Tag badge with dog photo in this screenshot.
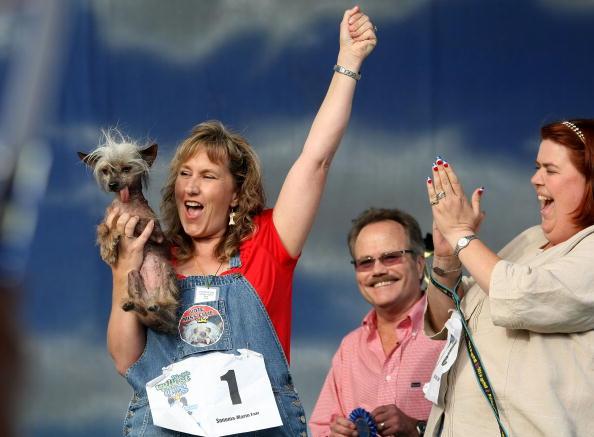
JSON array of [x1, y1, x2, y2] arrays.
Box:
[[179, 305, 225, 347]]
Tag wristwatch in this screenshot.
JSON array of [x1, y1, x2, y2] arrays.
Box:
[[453, 235, 477, 257], [416, 420, 427, 436]]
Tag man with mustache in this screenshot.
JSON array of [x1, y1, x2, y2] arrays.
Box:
[[310, 208, 444, 437]]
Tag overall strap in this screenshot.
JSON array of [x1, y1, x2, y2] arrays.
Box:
[[229, 252, 241, 269]]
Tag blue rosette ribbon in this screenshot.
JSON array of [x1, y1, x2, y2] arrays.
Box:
[[348, 407, 377, 437]]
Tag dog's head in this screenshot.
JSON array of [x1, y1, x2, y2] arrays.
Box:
[[78, 130, 158, 202]]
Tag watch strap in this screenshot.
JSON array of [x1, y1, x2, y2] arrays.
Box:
[[453, 235, 478, 257]]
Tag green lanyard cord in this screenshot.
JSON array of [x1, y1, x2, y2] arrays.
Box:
[[430, 274, 510, 437]]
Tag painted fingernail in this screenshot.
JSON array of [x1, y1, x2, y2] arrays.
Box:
[[478, 186, 485, 194], [436, 156, 443, 165], [426, 177, 432, 184], [443, 161, 449, 168], [433, 164, 438, 171]]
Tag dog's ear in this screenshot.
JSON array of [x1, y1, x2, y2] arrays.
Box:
[[141, 144, 158, 167], [78, 151, 99, 168]]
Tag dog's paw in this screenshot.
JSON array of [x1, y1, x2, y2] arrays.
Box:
[[98, 228, 120, 265], [100, 246, 118, 265], [103, 248, 118, 265], [121, 301, 135, 312]]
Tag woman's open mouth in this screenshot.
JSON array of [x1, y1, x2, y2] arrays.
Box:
[[538, 195, 553, 214], [184, 201, 204, 218]]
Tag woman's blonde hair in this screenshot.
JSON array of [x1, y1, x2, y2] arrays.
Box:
[[161, 121, 265, 262]]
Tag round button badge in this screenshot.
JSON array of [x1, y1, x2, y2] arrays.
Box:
[[178, 304, 224, 347]]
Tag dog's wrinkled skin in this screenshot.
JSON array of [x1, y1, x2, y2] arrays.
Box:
[[79, 134, 179, 334]]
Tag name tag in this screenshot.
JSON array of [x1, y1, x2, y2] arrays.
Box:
[[423, 310, 463, 405], [146, 349, 282, 436], [194, 286, 219, 303]]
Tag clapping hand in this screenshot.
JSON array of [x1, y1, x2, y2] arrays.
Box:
[[426, 157, 485, 249]]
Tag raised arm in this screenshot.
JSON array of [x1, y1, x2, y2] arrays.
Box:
[[273, 5, 377, 257], [105, 207, 151, 375]]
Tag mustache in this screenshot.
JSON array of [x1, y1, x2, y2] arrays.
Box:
[[368, 274, 399, 287]]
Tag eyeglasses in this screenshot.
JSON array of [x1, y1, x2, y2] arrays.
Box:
[[351, 250, 415, 272]]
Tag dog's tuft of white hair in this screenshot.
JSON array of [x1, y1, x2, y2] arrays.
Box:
[[87, 128, 152, 186]]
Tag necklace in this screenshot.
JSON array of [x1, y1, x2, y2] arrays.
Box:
[[202, 260, 225, 289]]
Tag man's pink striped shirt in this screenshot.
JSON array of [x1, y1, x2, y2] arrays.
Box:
[[309, 296, 444, 436]]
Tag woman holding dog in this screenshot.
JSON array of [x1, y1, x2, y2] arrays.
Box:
[[425, 119, 594, 436], [106, 6, 376, 437]]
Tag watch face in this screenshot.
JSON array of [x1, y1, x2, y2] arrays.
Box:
[[454, 235, 475, 256]]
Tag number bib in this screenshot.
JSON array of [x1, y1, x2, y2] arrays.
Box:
[[146, 349, 282, 436]]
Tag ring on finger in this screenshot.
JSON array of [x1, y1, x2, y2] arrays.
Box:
[[125, 234, 135, 239], [436, 191, 446, 200], [380, 422, 385, 429], [430, 198, 439, 206]]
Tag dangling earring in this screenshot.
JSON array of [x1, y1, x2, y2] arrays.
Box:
[[229, 209, 236, 226]]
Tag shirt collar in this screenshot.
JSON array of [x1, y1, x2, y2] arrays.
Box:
[[362, 293, 427, 332]]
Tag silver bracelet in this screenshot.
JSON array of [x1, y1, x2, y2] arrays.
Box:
[[333, 64, 361, 81]]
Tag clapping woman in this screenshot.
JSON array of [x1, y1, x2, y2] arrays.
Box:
[[425, 119, 594, 436]]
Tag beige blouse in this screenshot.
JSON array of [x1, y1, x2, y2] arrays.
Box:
[[425, 224, 594, 437]]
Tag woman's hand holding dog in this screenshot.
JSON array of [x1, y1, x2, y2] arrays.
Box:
[[106, 206, 153, 374], [106, 206, 154, 275]]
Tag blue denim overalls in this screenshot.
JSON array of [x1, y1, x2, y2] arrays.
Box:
[[122, 254, 308, 436]]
